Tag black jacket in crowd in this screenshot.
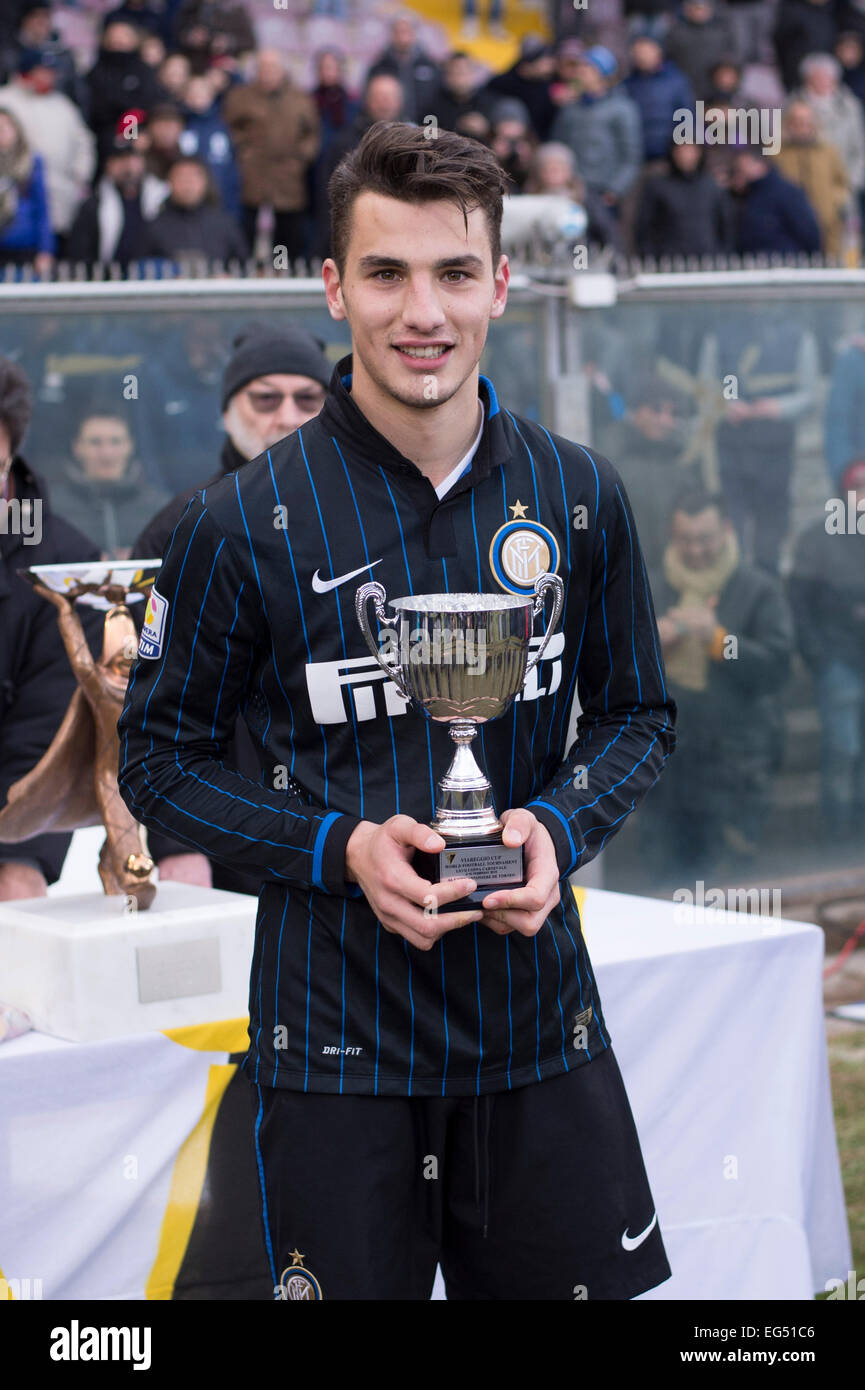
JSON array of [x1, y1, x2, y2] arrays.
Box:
[[636, 160, 736, 260], [130, 435, 265, 897], [142, 200, 249, 264], [0, 457, 103, 883]]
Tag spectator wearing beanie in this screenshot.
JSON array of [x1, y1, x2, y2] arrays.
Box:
[[550, 46, 644, 213], [129, 322, 332, 894]]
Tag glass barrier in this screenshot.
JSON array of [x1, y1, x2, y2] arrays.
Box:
[[573, 280, 865, 896]]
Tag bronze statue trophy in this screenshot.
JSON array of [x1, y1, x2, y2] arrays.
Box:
[[0, 562, 161, 909]]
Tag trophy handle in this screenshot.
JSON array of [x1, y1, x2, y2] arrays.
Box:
[[524, 571, 565, 680], [355, 581, 411, 702]]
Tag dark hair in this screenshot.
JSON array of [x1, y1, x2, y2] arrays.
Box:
[[0, 356, 32, 455], [74, 409, 130, 438], [674, 486, 728, 519], [328, 121, 509, 277]]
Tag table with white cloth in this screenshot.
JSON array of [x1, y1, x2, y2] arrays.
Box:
[[0, 884, 852, 1300]]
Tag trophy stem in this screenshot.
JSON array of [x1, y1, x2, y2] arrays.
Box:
[[433, 720, 502, 840]]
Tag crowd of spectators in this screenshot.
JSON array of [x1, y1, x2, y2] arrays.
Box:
[[2, 0, 865, 271]]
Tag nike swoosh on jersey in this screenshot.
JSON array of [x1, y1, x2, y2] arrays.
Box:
[[311, 559, 383, 593], [621, 1211, 658, 1251]]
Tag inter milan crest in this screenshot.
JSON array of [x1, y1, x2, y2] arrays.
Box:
[[277, 1249, 323, 1300], [489, 501, 561, 596]]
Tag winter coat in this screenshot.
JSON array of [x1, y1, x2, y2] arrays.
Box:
[[774, 0, 839, 91], [623, 60, 695, 161], [48, 459, 169, 557], [65, 174, 167, 265], [0, 152, 54, 256], [0, 82, 95, 233], [179, 103, 241, 217], [0, 456, 103, 883], [664, 11, 741, 98], [550, 88, 644, 197], [222, 78, 320, 211], [636, 162, 736, 258], [142, 198, 249, 263], [775, 140, 849, 256], [733, 165, 821, 255]]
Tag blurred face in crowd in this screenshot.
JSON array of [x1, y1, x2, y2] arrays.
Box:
[[534, 147, 576, 191], [670, 505, 731, 571], [683, 0, 714, 23], [185, 75, 215, 114], [731, 151, 767, 188], [670, 140, 702, 174], [322, 191, 508, 416], [390, 18, 416, 55], [23, 62, 57, 95], [803, 62, 837, 95], [223, 374, 327, 458], [785, 101, 818, 144], [150, 114, 183, 152], [102, 22, 139, 53], [456, 110, 490, 141], [492, 119, 532, 163], [19, 7, 52, 45], [140, 35, 166, 68], [159, 54, 190, 97], [631, 38, 663, 73], [73, 416, 134, 480], [316, 51, 343, 87], [364, 74, 403, 122], [445, 55, 475, 99], [0, 112, 19, 153], [710, 61, 740, 93], [106, 150, 145, 194], [836, 34, 864, 69], [575, 59, 605, 95], [256, 50, 286, 93], [168, 160, 209, 208], [518, 52, 556, 80]]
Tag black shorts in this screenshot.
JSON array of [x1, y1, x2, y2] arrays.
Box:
[[252, 1046, 671, 1301]]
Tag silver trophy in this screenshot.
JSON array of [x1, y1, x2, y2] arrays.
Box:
[[355, 573, 564, 906]]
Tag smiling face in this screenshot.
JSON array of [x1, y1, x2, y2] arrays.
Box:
[[322, 191, 508, 416]]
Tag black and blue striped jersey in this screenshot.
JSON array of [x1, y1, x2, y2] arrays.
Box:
[[117, 353, 676, 1097]]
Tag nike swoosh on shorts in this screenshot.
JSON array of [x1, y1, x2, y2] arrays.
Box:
[[621, 1211, 658, 1251]]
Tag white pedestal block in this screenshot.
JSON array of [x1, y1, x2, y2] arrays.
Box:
[[0, 883, 257, 1041]]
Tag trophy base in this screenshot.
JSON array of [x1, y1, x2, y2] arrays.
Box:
[[415, 835, 525, 912]]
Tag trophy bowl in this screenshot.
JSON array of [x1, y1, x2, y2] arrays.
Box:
[[356, 573, 564, 908]]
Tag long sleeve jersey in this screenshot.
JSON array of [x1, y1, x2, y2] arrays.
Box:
[[117, 354, 677, 1097]]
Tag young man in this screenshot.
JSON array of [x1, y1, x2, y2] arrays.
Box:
[[117, 123, 677, 1301]]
